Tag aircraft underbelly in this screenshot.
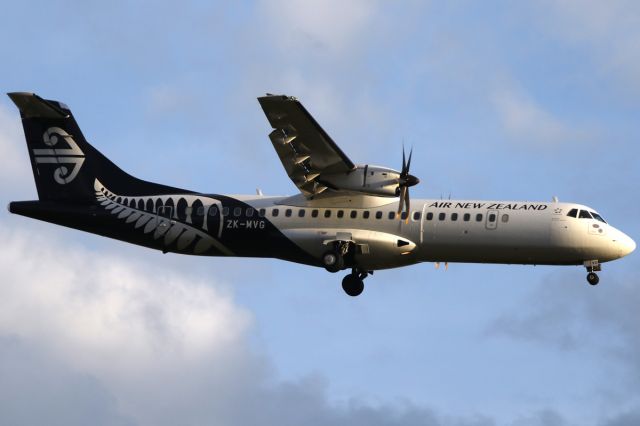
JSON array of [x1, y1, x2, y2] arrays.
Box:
[[419, 215, 582, 265]]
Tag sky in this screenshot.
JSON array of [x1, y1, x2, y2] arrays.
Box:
[[0, 1, 639, 425]]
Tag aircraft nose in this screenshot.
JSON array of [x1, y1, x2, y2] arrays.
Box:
[[618, 232, 636, 257]]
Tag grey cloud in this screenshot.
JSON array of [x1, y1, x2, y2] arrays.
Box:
[[0, 336, 134, 426], [601, 408, 640, 426], [485, 269, 640, 421], [485, 269, 640, 370], [509, 409, 568, 426], [0, 222, 546, 426]]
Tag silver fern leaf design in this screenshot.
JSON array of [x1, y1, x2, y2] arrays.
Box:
[[94, 179, 233, 256]]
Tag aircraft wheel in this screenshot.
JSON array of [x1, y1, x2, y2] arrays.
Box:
[[342, 274, 364, 297], [587, 272, 599, 286], [322, 250, 344, 273]]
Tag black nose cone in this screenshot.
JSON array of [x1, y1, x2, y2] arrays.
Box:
[[406, 174, 420, 187]]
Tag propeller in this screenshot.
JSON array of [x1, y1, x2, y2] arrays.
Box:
[[396, 147, 420, 220]]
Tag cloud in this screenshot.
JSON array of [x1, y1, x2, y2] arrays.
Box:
[[485, 270, 640, 421], [602, 408, 640, 426], [0, 102, 33, 197], [0, 224, 254, 425], [537, 0, 640, 93], [0, 336, 134, 426], [258, 0, 378, 56], [0, 222, 507, 426], [490, 87, 585, 146]]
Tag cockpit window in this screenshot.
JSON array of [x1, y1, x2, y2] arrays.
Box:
[[567, 208, 577, 218], [579, 210, 593, 219], [590, 212, 607, 223]]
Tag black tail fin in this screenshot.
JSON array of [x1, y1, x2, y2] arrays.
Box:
[[8, 92, 187, 201]]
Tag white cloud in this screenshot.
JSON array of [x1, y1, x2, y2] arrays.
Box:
[[0, 222, 530, 426], [259, 0, 377, 55], [0, 224, 254, 424], [491, 87, 583, 145], [0, 103, 33, 197], [538, 0, 640, 92]]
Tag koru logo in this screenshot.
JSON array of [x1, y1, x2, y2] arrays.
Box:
[[32, 127, 85, 184]]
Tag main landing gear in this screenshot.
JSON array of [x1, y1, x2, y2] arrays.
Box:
[[584, 260, 601, 286], [321, 242, 370, 296], [341, 269, 369, 297]]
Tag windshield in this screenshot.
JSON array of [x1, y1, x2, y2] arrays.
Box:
[[590, 211, 607, 223]]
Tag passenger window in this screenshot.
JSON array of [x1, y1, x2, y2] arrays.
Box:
[[476, 213, 482, 222], [350, 210, 357, 219], [197, 206, 205, 216], [233, 207, 242, 217], [567, 208, 577, 218], [209, 206, 218, 216], [388, 212, 396, 220], [400, 212, 408, 220], [298, 209, 305, 218], [488, 213, 496, 222], [451, 213, 458, 221], [438, 212, 446, 221], [222, 207, 229, 216], [311, 209, 319, 218], [501, 214, 509, 223], [272, 208, 279, 217], [579, 210, 593, 219], [463, 213, 470, 222], [363, 211, 370, 219], [337, 210, 344, 218], [258, 208, 266, 217], [285, 209, 292, 217], [324, 210, 331, 218], [426, 212, 433, 221], [413, 212, 421, 221], [246, 208, 254, 217], [375, 211, 383, 219]]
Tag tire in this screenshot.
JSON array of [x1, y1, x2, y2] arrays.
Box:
[[342, 274, 364, 297], [586, 272, 599, 286], [323, 250, 344, 273]]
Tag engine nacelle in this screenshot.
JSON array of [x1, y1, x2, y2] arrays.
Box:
[[320, 165, 401, 197]]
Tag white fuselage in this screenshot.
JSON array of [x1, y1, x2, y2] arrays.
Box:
[[239, 196, 635, 271]]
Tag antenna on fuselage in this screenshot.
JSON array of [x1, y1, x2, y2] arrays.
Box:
[[552, 196, 559, 203]]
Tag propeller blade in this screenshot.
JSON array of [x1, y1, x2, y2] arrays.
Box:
[[401, 146, 407, 176], [406, 147, 413, 173], [363, 164, 368, 187], [404, 187, 410, 223], [397, 186, 406, 216]]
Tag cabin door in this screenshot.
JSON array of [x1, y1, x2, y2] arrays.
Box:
[[420, 203, 428, 244], [485, 210, 498, 230]]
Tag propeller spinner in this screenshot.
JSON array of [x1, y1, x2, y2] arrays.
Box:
[[396, 147, 420, 220]]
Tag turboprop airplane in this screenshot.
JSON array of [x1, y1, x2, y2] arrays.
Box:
[[6, 92, 635, 296]]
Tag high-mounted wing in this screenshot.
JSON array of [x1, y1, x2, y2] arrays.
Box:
[[258, 94, 356, 196]]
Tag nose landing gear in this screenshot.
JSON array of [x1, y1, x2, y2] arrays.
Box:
[[584, 260, 601, 286]]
